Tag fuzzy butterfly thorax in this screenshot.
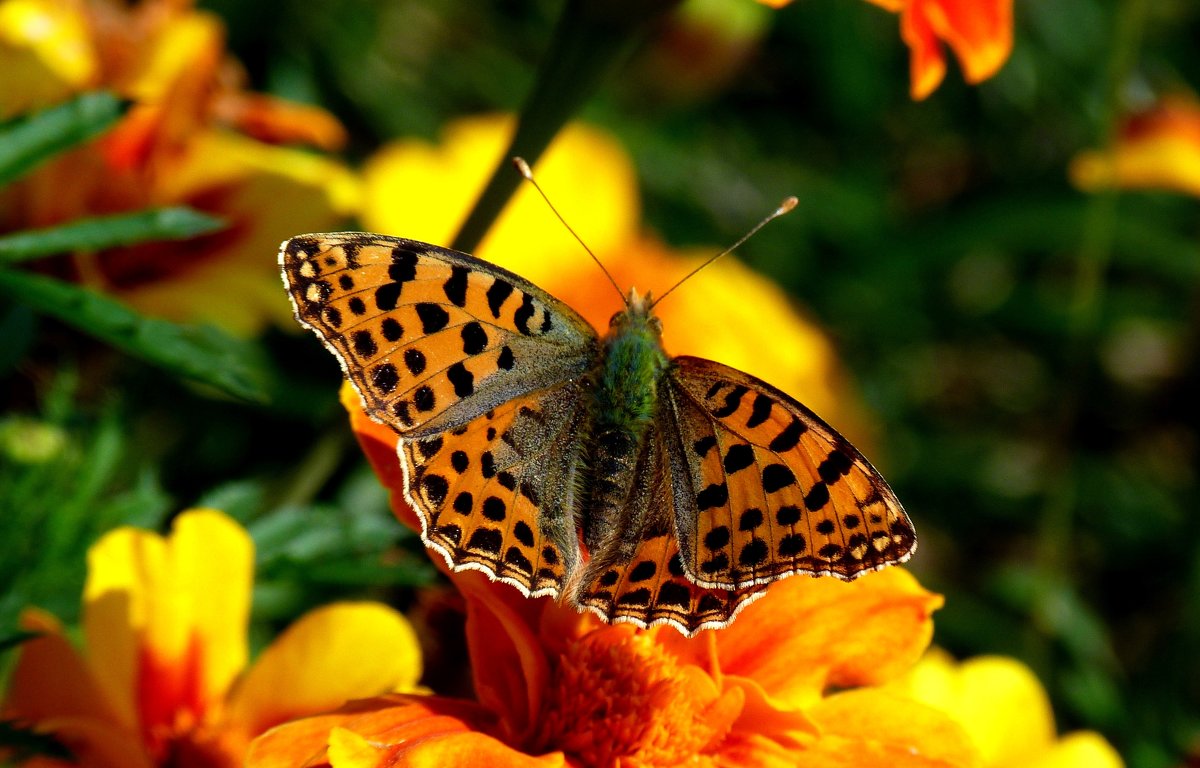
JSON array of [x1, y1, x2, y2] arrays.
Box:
[[282, 233, 917, 635]]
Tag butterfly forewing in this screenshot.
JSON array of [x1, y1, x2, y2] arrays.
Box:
[[665, 356, 916, 589], [281, 233, 598, 438]]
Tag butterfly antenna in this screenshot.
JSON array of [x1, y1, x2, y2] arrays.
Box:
[[513, 157, 627, 306], [650, 196, 798, 309]]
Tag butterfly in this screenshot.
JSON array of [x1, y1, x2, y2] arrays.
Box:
[[281, 232, 916, 635]]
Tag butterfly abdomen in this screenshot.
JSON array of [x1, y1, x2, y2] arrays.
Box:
[[577, 305, 670, 566]]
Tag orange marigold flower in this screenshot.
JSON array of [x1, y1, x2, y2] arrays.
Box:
[[0, 0, 357, 334], [760, 0, 1013, 99], [1070, 96, 1200, 198], [249, 566, 971, 767], [892, 649, 1125, 768], [1, 509, 422, 768]]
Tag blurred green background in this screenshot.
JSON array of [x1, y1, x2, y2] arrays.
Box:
[[3, 1, 1199, 766]]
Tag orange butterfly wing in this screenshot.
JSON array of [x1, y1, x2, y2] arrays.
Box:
[[664, 356, 916, 589]]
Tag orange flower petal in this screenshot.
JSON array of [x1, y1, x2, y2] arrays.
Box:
[[391, 731, 566, 768], [83, 508, 253, 731], [901, 1, 948, 100], [17, 715, 155, 768], [3, 609, 124, 727], [803, 688, 980, 768], [341, 381, 422, 531], [246, 696, 496, 768], [224, 602, 423, 741], [458, 572, 551, 745], [881, 0, 1013, 100], [214, 92, 348, 151], [710, 569, 941, 708]]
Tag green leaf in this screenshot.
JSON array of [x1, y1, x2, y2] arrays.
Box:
[[0, 208, 225, 264], [0, 269, 269, 403], [0, 92, 128, 186]]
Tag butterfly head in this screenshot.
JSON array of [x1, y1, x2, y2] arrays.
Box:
[[609, 287, 663, 336]]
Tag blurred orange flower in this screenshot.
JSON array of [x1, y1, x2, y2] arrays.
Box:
[[1, 509, 422, 768], [760, 0, 1013, 99], [893, 650, 1125, 768], [1070, 96, 1200, 198], [0, 0, 357, 334]]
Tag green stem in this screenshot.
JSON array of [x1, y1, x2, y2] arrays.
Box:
[[451, 0, 683, 254]]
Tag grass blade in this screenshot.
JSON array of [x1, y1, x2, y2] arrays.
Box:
[[0, 269, 269, 403], [0, 208, 225, 264], [0, 92, 127, 186]]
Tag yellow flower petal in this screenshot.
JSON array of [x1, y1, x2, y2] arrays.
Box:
[[805, 688, 981, 768], [1023, 731, 1125, 768], [895, 650, 1055, 767], [125, 10, 222, 103], [224, 602, 424, 739], [1070, 98, 1200, 198], [327, 726, 391, 768], [361, 114, 639, 289], [83, 508, 253, 729], [0, 0, 97, 118]]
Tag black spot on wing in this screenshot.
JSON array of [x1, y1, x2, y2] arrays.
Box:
[[486, 279, 513, 319], [443, 266, 469, 307], [416, 303, 450, 334], [513, 293, 536, 335], [712, 385, 748, 418]]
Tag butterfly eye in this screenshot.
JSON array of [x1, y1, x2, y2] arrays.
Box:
[[608, 311, 624, 327], [650, 316, 663, 334]]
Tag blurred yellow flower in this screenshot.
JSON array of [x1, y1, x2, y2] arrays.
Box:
[[362, 112, 872, 446], [1, 509, 422, 768], [0, 0, 357, 334], [893, 649, 1125, 768], [1070, 96, 1200, 198], [0, 0, 95, 117], [759, 0, 1013, 99]]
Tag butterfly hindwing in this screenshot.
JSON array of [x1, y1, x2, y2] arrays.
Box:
[[577, 427, 767, 633], [665, 356, 916, 589], [282, 233, 598, 438], [400, 380, 590, 597]]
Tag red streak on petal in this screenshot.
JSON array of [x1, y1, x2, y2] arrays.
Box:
[[137, 632, 208, 760]]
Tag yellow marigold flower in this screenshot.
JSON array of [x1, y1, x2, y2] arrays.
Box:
[[1, 509, 422, 768], [361, 112, 872, 444], [0, 0, 356, 335], [1070, 96, 1200, 198], [760, 0, 1013, 99], [893, 649, 1125, 768]]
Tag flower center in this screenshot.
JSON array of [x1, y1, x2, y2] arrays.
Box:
[[533, 629, 731, 768]]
